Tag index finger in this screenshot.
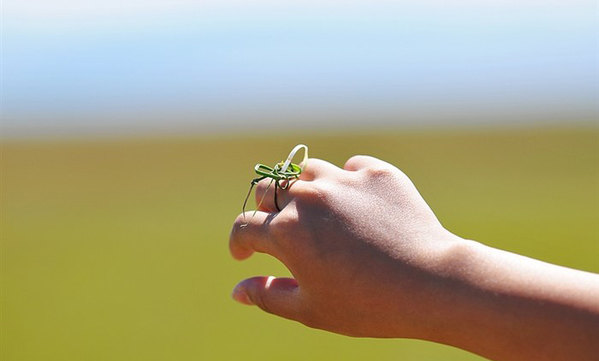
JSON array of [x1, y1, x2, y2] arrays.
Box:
[[229, 210, 280, 260]]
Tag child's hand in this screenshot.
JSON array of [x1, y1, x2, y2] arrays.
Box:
[[229, 155, 599, 361], [229, 156, 460, 337]]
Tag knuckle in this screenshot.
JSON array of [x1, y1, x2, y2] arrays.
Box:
[[228, 215, 245, 252], [364, 165, 395, 180], [295, 182, 321, 199], [295, 182, 330, 204], [230, 213, 258, 249], [233, 212, 246, 225], [231, 214, 246, 235], [344, 155, 369, 169]]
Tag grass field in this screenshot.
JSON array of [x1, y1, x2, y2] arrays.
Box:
[[2, 126, 598, 360]]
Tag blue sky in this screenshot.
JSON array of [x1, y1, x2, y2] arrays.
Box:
[[2, 1, 598, 135]]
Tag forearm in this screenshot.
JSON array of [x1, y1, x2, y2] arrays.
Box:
[[230, 155, 599, 361], [428, 239, 599, 361]]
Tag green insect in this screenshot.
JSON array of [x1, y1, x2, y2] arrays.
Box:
[[242, 144, 308, 222]]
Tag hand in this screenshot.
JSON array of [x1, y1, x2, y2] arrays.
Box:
[[229, 155, 599, 361], [229, 155, 461, 338]]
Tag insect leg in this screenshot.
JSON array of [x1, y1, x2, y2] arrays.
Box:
[[254, 178, 274, 214], [274, 180, 281, 212], [242, 176, 266, 221]]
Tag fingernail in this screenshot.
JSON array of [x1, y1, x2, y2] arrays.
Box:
[[232, 284, 254, 305]]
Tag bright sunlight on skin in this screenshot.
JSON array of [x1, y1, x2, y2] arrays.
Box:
[[230, 146, 599, 361]]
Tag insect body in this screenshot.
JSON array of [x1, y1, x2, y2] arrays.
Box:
[[242, 144, 308, 223]]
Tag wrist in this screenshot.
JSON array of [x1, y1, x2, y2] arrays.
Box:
[[401, 237, 501, 356], [382, 234, 478, 341], [404, 236, 482, 340]]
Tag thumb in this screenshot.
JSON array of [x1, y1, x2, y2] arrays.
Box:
[[232, 276, 302, 321]]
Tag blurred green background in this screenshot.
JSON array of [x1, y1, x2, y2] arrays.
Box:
[[2, 1, 598, 359], [2, 126, 598, 360]]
